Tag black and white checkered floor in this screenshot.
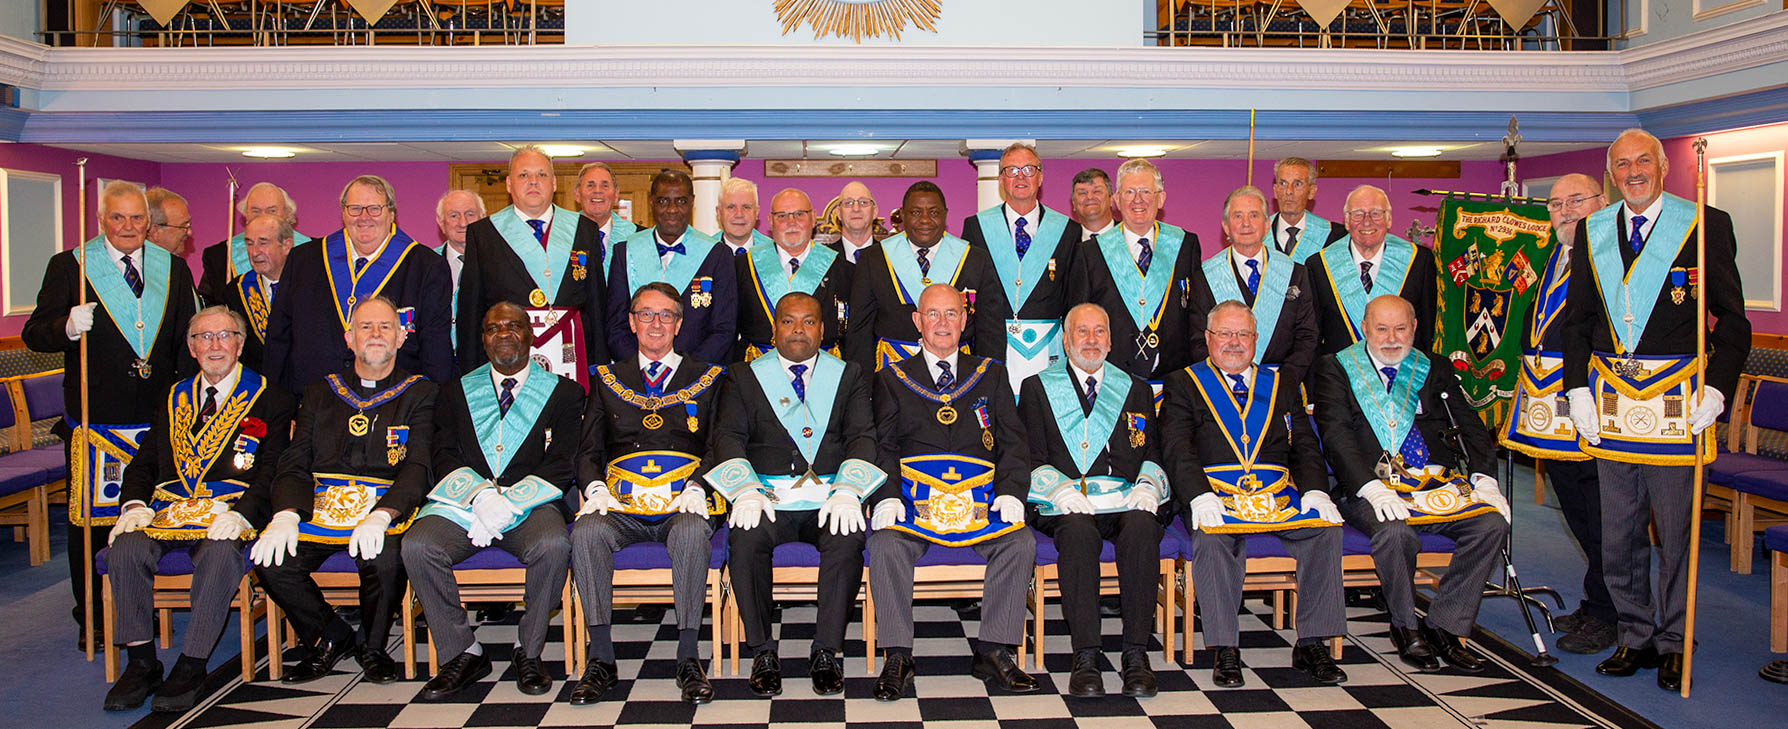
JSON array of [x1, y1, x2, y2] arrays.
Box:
[[141, 600, 1654, 729]]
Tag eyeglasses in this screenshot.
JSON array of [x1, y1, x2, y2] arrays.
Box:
[[188, 331, 243, 344], [920, 309, 962, 322], [154, 222, 193, 232], [1346, 209, 1389, 222], [1547, 194, 1600, 211], [1207, 329, 1257, 340], [631, 309, 681, 324], [1118, 188, 1159, 200], [1001, 164, 1041, 178], [769, 210, 813, 222], [839, 198, 874, 210], [344, 204, 389, 217], [481, 321, 529, 335]]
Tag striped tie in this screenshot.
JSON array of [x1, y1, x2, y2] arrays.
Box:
[[122, 255, 144, 297], [498, 377, 516, 416], [643, 361, 668, 397]]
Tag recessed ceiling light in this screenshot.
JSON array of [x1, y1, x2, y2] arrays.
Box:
[[1116, 146, 1168, 158], [241, 147, 297, 159], [1390, 146, 1445, 158], [538, 145, 586, 158], [828, 144, 881, 157]]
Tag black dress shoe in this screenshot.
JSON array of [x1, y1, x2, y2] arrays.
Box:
[[151, 656, 209, 713], [1421, 625, 1486, 673], [282, 636, 358, 684], [971, 646, 1039, 693], [1596, 646, 1662, 677], [1210, 646, 1245, 688], [567, 660, 618, 705], [1760, 659, 1788, 684], [874, 652, 915, 701], [809, 648, 844, 696], [1120, 648, 1157, 698], [104, 657, 163, 711], [422, 651, 492, 700], [1657, 652, 1684, 691], [675, 657, 713, 704], [514, 655, 553, 695], [748, 650, 783, 697], [1388, 626, 1440, 671], [1292, 643, 1348, 685], [357, 645, 399, 684], [1556, 615, 1617, 655], [1068, 647, 1104, 697]]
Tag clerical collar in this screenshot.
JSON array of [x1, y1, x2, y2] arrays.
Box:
[[351, 367, 407, 392], [513, 205, 553, 228], [490, 363, 530, 391]]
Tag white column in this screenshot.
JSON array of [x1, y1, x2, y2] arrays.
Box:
[[674, 140, 747, 237], [962, 138, 1034, 212]]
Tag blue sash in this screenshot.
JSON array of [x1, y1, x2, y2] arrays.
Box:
[[323, 227, 421, 330], [880, 233, 970, 306], [236, 270, 271, 343], [888, 454, 1021, 547], [623, 227, 719, 296], [1037, 360, 1129, 476], [875, 339, 924, 371], [1280, 213, 1330, 264], [1201, 247, 1294, 362], [1183, 361, 1328, 533], [1527, 234, 1571, 350], [749, 350, 845, 466], [460, 363, 556, 478], [1335, 342, 1428, 458], [490, 206, 579, 304], [300, 473, 414, 543], [68, 422, 149, 526], [1584, 194, 1696, 354], [227, 230, 313, 280], [978, 205, 1069, 310], [83, 236, 171, 359], [1094, 223, 1185, 331], [1318, 235, 1417, 343], [746, 241, 838, 322], [600, 218, 638, 281]]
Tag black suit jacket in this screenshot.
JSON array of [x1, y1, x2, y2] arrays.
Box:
[[269, 368, 439, 522], [1306, 240, 1439, 357], [433, 368, 585, 520], [22, 248, 199, 429], [199, 234, 312, 306], [1159, 365, 1325, 506], [844, 240, 1008, 370], [870, 354, 1027, 505], [578, 355, 726, 488], [1185, 253, 1320, 386], [1562, 204, 1750, 401], [1067, 228, 1205, 380], [604, 230, 738, 365], [709, 354, 878, 482], [1018, 367, 1162, 512], [960, 205, 1084, 321], [263, 232, 456, 394], [123, 373, 298, 527], [731, 247, 852, 361], [454, 211, 609, 371], [1310, 350, 1493, 499]]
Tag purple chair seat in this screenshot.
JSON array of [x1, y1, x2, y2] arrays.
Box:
[[1765, 525, 1788, 554], [317, 550, 359, 572], [95, 542, 253, 576], [613, 526, 728, 571], [1730, 470, 1788, 503], [1032, 526, 1179, 565], [771, 541, 836, 568], [0, 465, 44, 498], [9, 446, 67, 480], [1705, 452, 1788, 486], [913, 540, 997, 567], [453, 547, 525, 570]]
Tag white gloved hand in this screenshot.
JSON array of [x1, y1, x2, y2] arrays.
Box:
[[993, 495, 1026, 525], [817, 491, 866, 536], [578, 481, 617, 517], [1188, 492, 1226, 531], [250, 511, 302, 567], [1124, 482, 1162, 513], [1302, 490, 1344, 525], [1471, 474, 1512, 523], [727, 491, 775, 530], [674, 484, 709, 515], [206, 510, 251, 541], [347, 510, 393, 559], [1050, 487, 1096, 516], [1688, 387, 1725, 435], [1566, 387, 1601, 445], [870, 499, 906, 531], [466, 518, 496, 548], [1356, 480, 1412, 523], [109, 503, 154, 545], [470, 487, 519, 534], [65, 302, 97, 340]]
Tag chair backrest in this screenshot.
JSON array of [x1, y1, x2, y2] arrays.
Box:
[[1749, 380, 1788, 432], [0, 380, 17, 431], [20, 371, 64, 423]]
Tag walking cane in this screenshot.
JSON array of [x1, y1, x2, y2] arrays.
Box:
[[1681, 137, 1710, 698], [75, 158, 94, 662]]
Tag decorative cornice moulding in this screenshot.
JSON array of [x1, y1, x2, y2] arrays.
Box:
[[1620, 9, 1788, 91]]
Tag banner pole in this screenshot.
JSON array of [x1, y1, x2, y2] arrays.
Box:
[[1682, 136, 1710, 698], [76, 157, 94, 663], [1246, 109, 1256, 188]]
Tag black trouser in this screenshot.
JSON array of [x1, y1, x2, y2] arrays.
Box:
[[255, 536, 406, 649], [1545, 458, 1616, 623], [728, 508, 865, 654], [1034, 511, 1163, 651], [68, 522, 111, 624]]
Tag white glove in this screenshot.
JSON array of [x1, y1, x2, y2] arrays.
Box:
[[1471, 474, 1512, 523], [467, 518, 496, 548], [250, 511, 302, 567], [727, 490, 775, 530], [1688, 387, 1725, 435], [578, 481, 617, 517], [65, 302, 97, 340], [1124, 482, 1162, 513], [347, 510, 393, 559], [470, 487, 519, 534], [1189, 492, 1226, 531], [1050, 487, 1096, 516], [870, 499, 906, 531], [1356, 480, 1412, 523], [1566, 387, 1600, 445], [993, 494, 1026, 525], [206, 510, 251, 541], [817, 491, 866, 536], [674, 484, 709, 516], [109, 503, 154, 545], [1302, 490, 1344, 525]]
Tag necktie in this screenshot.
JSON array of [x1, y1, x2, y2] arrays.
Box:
[[643, 361, 667, 397], [1628, 214, 1647, 255], [1084, 374, 1098, 403], [192, 386, 218, 435], [354, 257, 369, 276], [1381, 366, 1397, 392], [526, 218, 546, 245], [657, 240, 685, 258], [1136, 237, 1153, 275], [1359, 261, 1374, 293], [1014, 217, 1031, 260], [1228, 373, 1247, 395], [789, 256, 801, 277], [1243, 259, 1261, 296], [122, 255, 144, 297], [936, 360, 954, 389], [269, 281, 279, 300], [595, 230, 606, 265], [1285, 226, 1300, 253], [498, 377, 517, 416], [915, 246, 931, 278], [789, 364, 808, 402]]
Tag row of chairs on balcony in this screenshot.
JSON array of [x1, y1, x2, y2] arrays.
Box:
[[91, 0, 565, 47], [1161, 0, 1592, 50]]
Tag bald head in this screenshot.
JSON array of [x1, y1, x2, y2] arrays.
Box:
[[913, 283, 967, 359], [1547, 173, 1606, 233], [770, 188, 816, 252], [1362, 295, 1417, 365], [837, 181, 877, 242]]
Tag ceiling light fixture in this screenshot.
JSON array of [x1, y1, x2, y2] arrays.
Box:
[[828, 144, 881, 157], [537, 144, 586, 158], [1116, 146, 1168, 158], [240, 147, 297, 159], [1390, 146, 1445, 158]]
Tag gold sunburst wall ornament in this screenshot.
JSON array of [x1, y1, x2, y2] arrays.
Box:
[[775, 0, 942, 43]]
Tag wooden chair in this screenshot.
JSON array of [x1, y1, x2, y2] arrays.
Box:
[[98, 545, 263, 682], [862, 541, 1023, 674], [401, 545, 577, 679], [1767, 525, 1787, 653], [0, 373, 69, 566], [722, 538, 873, 675], [575, 526, 729, 677], [1028, 526, 1181, 671]]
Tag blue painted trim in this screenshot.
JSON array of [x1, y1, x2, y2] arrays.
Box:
[[0, 107, 26, 142], [966, 148, 1004, 162], [1637, 83, 1788, 140], [679, 149, 741, 163]]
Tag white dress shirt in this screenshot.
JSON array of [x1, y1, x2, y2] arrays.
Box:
[[776, 242, 814, 276], [1122, 224, 1157, 265], [1005, 203, 1041, 245], [776, 352, 820, 391], [637, 351, 683, 386], [1081, 220, 1114, 242], [839, 234, 875, 264], [1272, 213, 1307, 254], [655, 229, 689, 269], [1350, 239, 1387, 289], [920, 348, 960, 387], [1622, 195, 1664, 243]]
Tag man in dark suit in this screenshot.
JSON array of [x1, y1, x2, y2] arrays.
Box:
[[199, 182, 312, 305], [1069, 158, 1204, 393], [23, 179, 199, 649], [717, 177, 772, 256], [606, 170, 737, 364], [220, 214, 294, 372], [1313, 295, 1512, 674], [401, 301, 580, 700], [831, 181, 880, 264], [571, 282, 727, 706], [1267, 157, 1340, 264], [734, 188, 851, 363], [263, 174, 455, 393], [1186, 186, 1319, 386], [104, 306, 296, 713], [962, 143, 1083, 393], [1306, 185, 1438, 357], [1070, 168, 1115, 242], [573, 162, 638, 282], [1163, 300, 1346, 689], [846, 182, 1007, 372], [251, 296, 438, 686], [867, 283, 1036, 701], [1561, 129, 1751, 690], [433, 188, 485, 356], [707, 291, 885, 699], [1018, 303, 1164, 698]]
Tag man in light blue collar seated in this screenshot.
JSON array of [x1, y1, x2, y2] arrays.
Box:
[[707, 291, 885, 699], [1306, 185, 1438, 358], [867, 283, 1036, 701], [606, 170, 738, 365], [401, 301, 581, 700], [1312, 295, 1511, 675], [717, 177, 772, 256], [1268, 157, 1342, 264], [1187, 185, 1319, 386], [1018, 302, 1166, 698], [1162, 300, 1346, 689]]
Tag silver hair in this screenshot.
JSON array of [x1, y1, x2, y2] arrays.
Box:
[[97, 179, 148, 219], [1606, 128, 1668, 175], [1114, 158, 1164, 192], [1222, 185, 1269, 221], [1344, 184, 1390, 213], [145, 187, 187, 227], [1207, 299, 1258, 330], [236, 182, 298, 222], [1273, 157, 1317, 184], [719, 177, 759, 207], [435, 189, 486, 220], [188, 304, 247, 337]]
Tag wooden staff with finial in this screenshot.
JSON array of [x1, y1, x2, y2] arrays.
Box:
[[1681, 135, 1709, 697], [75, 157, 94, 662]]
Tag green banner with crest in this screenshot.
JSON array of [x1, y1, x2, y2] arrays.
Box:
[[1433, 198, 1554, 432]]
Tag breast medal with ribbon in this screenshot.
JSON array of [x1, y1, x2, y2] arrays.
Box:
[[1025, 360, 1169, 516], [1318, 234, 1417, 345], [493, 206, 591, 387], [1182, 361, 1330, 533], [416, 362, 564, 533], [1336, 343, 1497, 524], [1201, 246, 1295, 363], [1094, 223, 1185, 364], [875, 233, 970, 370], [704, 351, 886, 510], [622, 227, 719, 297], [143, 368, 266, 539], [1502, 236, 1588, 460], [744, 241, 839, 358]]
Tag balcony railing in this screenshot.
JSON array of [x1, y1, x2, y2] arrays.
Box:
[[1150, 0, 1618, 50], [45, 1, 566, 47]]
